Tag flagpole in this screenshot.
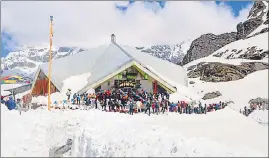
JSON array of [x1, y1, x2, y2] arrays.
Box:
[[48, 16, 53, 111]]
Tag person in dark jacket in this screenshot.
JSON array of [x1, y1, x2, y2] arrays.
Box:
[[129, 99, 134, 115], [144, 100, 151, 116], [155, 101, 159, 115], [95, 98, 98, 109], [6, 96, 16, 110], [161, 101, 166, 114], [77, 95, 81, 105]]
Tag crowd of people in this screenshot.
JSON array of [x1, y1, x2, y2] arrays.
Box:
[[240, 102, 268, 116], [0, 87, 228, 116], [66, 88, 228, 116]]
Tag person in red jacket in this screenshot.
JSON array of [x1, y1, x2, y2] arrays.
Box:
[[152, 100, 156, 114]]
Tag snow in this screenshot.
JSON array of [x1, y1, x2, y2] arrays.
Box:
[[1, 83, 29, 97], [180, 39, 193, 54], [247, 2, 268, 37], [15, 90, 31, 99], [1, 105, 267, 157], [210, 33, 268, 60], [184, 56, 267, 71], [249, 110, 268, 126], [31, 92, 67, 106], [61, 72, 91, 94], [1, 67, 36, 78], [187, 70, 268, 111], [1, 90, 11, 96], [248, 25, 268, 37], [1, 84, 23, 97]]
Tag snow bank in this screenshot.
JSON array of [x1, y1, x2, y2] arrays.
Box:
[[61, 72, 91, 94], [31, 92, 66, 105], [169, 84, 204, 104], [249, 110, 268, 126], [1, 107, 267, 157]]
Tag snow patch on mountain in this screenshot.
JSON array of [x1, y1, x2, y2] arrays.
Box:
[[136, 39, 192, 64], [1, 46, 86, 79], [211, 33, 268, 60]]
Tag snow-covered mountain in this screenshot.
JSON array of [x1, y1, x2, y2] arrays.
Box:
[[183, 2, 268, 111], [1, 46, 86, 79], [239, 1, 268, 39], [182, 1, 268, 65], [135, 39, 192, 64]]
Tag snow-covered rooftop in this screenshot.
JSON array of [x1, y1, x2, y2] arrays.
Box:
[[37, 41, 188, 94]]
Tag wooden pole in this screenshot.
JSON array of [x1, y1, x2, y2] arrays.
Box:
[[48, 16, 53, 111]]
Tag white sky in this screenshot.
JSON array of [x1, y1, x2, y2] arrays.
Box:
[[1, 1, 252, 49]]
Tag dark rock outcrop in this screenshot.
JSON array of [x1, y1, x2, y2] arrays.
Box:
[[189, 81, 195, 84], [249, 97, 268, 105], [237, 1, 268, 39], [181, 33, 237, 65], [202, 91, 222, 100], [187, 62, 269, 82]]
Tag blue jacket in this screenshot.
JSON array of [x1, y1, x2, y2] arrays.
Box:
[[6, 99, 16, 110]]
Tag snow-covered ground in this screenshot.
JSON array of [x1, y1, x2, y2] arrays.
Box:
[[1, 106, 268, 157], [249, 110, 268, 126]]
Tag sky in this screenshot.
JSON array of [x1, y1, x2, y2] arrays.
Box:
[[1, 1, 253, 57]]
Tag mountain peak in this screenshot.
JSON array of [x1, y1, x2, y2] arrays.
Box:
[[237, 1, 268, 39], [1, 46, 86, 79]]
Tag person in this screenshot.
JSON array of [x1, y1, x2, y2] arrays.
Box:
[[66, 89, 71, 101], [158, 94, 162, 103], [1, 96, 5, 104], [152, 100, 156, 114], [129, 99, 134, 115], [177, 101, 182, 114], [244, 106, 247, 116], [155, 100, 159, 115], [5, 96, 16, 110], [221, 102, 225, 109], [161, 100, 166, 114], [145, 99, 151, 116], [198, 101, 202, 114], [16, 99, 22, 115], [204, 104, 207, 114], [73, 93, 77, 104], [95, 97, 98, 109], [77, 94, 81, 105]]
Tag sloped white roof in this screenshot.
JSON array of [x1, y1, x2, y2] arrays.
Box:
[[39, 45, 108, 90], [36, 42, 188, 93]]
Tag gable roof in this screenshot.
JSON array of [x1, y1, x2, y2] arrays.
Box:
[[35, 42, 188, 93]]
